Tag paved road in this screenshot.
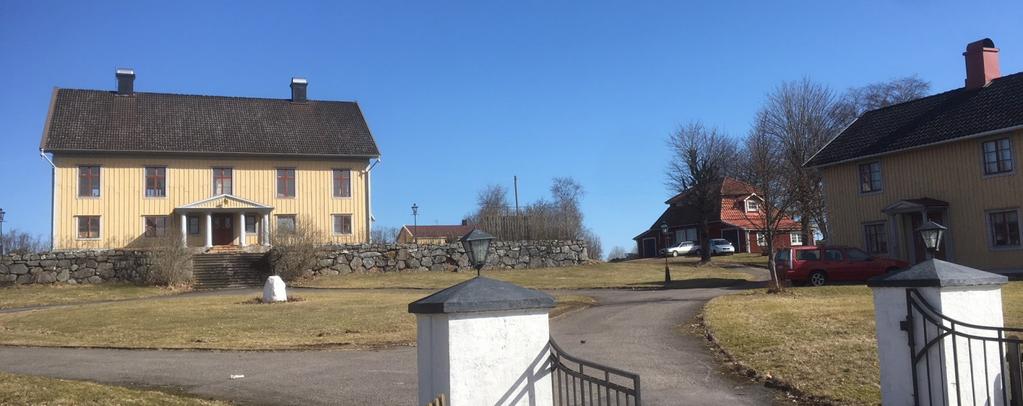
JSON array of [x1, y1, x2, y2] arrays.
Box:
[[0, 268, 779, 405]]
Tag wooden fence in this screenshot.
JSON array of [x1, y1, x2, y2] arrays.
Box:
[[467, 215, 579, 241]]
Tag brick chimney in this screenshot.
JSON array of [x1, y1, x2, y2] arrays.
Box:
[[115, 68, 135, 96], [290, 77, 308, 103], [964, 38, 1000, 89]]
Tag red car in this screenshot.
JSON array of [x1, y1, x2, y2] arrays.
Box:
[[774, 245, 910, 287]]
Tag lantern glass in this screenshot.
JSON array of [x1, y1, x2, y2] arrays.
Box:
[[660, 222, 669, 235], [916, 221, 947, 252], [460, 229, 496, 270]]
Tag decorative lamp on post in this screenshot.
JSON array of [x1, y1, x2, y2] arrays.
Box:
[[660, 221, 671, 285], [461, 229, 496, 277], [411, 203, 419, 244], [916, 220, 948, 260], [0, 208, 5, 256]]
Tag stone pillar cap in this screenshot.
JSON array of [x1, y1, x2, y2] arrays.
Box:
[[867, 258, 1008, 288], [408, 276, 555, 314]]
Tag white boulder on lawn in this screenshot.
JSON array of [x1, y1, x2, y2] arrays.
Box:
[[263, 275, 287, 303]]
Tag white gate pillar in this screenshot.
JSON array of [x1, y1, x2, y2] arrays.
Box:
[[870, 259, 1008, 406], [409, 277, 555, 406]]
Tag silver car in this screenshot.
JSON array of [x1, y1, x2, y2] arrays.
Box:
[[665, 240, 697, 257]]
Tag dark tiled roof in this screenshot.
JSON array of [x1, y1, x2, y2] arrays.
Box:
[[807, 71, 1023, 167], [403, 225, 474, 239], [41, 89, 380, 157]]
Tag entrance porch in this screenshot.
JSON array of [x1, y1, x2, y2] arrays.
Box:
[[882, 198, 952, 264], [175, 194, 274, 249]]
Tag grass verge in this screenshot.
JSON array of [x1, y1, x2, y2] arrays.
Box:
[[703, 282, 1023, 405], [295, 260, 757, 290], [0, 284, 182, 310], [0, 371, 227, 405], [0, 290, 593, 350]]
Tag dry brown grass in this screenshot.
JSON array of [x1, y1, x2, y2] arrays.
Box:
[[0, 284, 181, 310], [704, 282, 1023, 405], [0, 371, 228, 405], [0, 290, 593, 350]]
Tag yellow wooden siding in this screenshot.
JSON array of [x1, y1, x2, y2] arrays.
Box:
[[53, 155, 371, 249], [821, 129, 1023, 270]]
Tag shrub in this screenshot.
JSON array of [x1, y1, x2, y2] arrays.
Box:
[[142, 235, 193, 286], [268, 221, 324, 282]]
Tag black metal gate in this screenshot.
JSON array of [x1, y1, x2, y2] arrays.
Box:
[[549, 338, 641, 406], [904, 288, 1023, 405]]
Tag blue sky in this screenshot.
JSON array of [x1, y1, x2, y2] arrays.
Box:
[[1, 1, 1022, 253]]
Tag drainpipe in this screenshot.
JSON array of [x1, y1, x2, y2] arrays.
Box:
[[365, 158, 381, 243], [39, 150, 56, 251]]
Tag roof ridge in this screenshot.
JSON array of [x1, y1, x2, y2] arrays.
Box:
[[58, 87, 357, 104]]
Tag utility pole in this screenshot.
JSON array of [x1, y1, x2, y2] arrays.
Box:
[[513, 176, 520, 216]]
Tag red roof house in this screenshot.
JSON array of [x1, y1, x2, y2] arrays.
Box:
[[634, 177, 801, 258]]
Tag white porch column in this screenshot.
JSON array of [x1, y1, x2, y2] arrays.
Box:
[[409, 278, 554, 406], [239, 212, 247, 247], [204, 212, 213, 248], [870, 260, 1008, 406], [179, 213, 187, 247], [262, 214, 270, 246]]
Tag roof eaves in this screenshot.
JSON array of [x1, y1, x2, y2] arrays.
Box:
[[38, 87, 59, 152], [43, 148, 381, 159]]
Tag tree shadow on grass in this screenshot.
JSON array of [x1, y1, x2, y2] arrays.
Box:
[[625, 278, 767, 291]]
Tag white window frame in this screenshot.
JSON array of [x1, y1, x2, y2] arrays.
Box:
[[143, 166, 168, 198], [858, 161, 883, 194], [982, 137, 1015, 177], [76, 215, 101, 240], [77, 165, 102, 198], [745, 198, 759, 212], [789, 232, 803, 246], [142, 216, 170, 238], [276, 214, 297, 233], [756, 232, 766, 247], [862, 221, 888, 254], [276, 167, 298, 199], [986, 208, 1023, 251], [332, 214, 353, 235]]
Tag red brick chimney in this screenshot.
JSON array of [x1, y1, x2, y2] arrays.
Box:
[[964, 38, 1001, 89]]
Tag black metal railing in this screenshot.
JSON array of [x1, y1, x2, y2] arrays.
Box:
[[549, 338, 641, 406], [905, 288, 1023, 405]]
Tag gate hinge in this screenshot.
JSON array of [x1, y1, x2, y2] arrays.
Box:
[[900, 318, 912, 332]]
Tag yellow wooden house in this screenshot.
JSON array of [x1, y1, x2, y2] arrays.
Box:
[[807, 39, 1023, 272], [40, 69, 381, 250]]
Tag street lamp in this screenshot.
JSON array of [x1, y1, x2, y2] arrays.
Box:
[[461, 229, 496, 277], [0, 208, 5, 256], [660, 221, 671, 285], [411, 203, 419, 244], [916, 220, 947, 260]]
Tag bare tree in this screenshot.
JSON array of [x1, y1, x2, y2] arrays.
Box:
[[1, 229, 48, 255], [665, 122, 738, 263], [551, 177, 584, 239], [581, 227, 602, 261], [471, 184, 510, 220], [833, 76, 931, 125], [736, 117, 799, 292], [370, 226, 399, 244], [607, 246, 628, 261]]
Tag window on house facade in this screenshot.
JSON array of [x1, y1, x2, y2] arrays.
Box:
[[187, 216, 200, 235], [989, 210, 1021, 248], [145, 167, 166, 197], [277, 168, 296, 198], [333, 169, 352, 198], [77, 216, 100, 239], [864, 222, 888, 254], [245, 215, 257, 234], [333, 214, 353, 235], [983, 138, 1014, 175], [745, 199, 759, 212], [78, 166, 101, 197], [144, 216, 169, 238], [213, 168, 233, 195], [277, 215, 296, 233], [756, 232, 766, 246], [790, 232, 803, 246], [859, 161, 882, 193]]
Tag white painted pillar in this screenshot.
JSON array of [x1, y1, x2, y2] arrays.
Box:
[[239, 212, 247, 247], [179, 213, 187, 247], [410, 277, 554, 406], [262, 214, 270, 246], [870, 259, 1008, 406], [204, 212, 213, 248]]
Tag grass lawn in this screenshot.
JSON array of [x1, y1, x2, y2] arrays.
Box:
[[0, 371, 227, 405], [295, 259, 758, 290], [703, 282, 1023, 405], [0, 290, 594, 350], [0, 284, 182, 310]]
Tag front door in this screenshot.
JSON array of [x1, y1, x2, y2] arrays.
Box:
[[212, 214, 234, 246], [721, 229, 740, 251]]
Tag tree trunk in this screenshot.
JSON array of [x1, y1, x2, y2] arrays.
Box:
[[700, 220, 711, 263], [801, 216, 813, 246], [765, 235, 783, 292]]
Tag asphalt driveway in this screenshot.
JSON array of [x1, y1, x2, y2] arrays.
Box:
[[0, 267, 779, 405]]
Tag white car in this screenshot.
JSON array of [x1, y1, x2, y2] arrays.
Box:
[[708, 238, 736, 255], [665, 241, 698, 257]]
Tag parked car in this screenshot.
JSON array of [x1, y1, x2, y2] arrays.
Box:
[[664, 241, 698, 257], [708, 239, 736, 255], [775, 245, 909, 286]]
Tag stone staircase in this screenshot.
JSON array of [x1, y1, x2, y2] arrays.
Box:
[[192, 253, 270, 289]]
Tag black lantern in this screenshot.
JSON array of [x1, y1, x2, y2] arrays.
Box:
[[461, 229, 496, 277], [411, 203, 419, 243], [660, 221, 671, 285], [0, 208, 5, 256], [916, 220, 947, 258]]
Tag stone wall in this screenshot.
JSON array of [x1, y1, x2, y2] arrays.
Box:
[[0, 250, 152, 285], [285, 240, 589, 277]]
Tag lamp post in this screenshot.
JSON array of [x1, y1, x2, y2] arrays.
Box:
[[661, 221, 671, 285], [411, 203, 419, 244], [460, 229, 496, 277], [916, 220, 948, 260], [0, 208, 5, 256]]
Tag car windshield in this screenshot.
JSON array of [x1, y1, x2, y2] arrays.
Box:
[[712, 239, 730, 246], [846, 248, 872, 261]]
